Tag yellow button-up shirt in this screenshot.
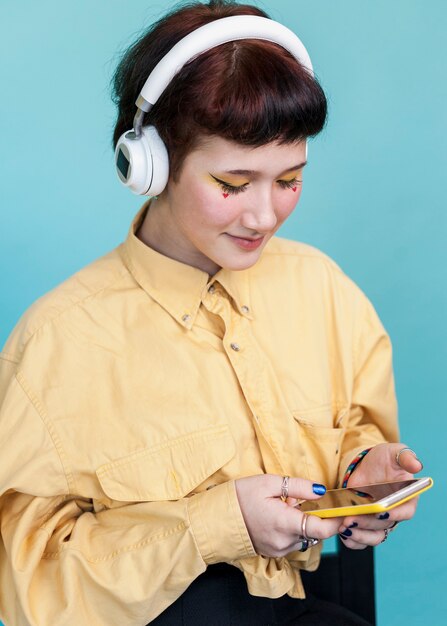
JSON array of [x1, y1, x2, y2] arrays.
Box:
[[0, 204, 398, 625]]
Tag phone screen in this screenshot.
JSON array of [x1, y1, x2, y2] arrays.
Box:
[[297, 479, 419, 513]]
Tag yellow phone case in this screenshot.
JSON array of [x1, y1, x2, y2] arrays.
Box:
[[300, 478, 433, 518]]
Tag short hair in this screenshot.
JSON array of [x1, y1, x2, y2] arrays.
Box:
[[111, 0, 327, 180]]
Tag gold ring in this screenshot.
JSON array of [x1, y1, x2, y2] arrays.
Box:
[[301, 513, 309, 539]]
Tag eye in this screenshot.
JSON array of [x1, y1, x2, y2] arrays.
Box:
[[219, 182, 248, 195], [210, 174, 249, 195], [277, 177, 302, 190]]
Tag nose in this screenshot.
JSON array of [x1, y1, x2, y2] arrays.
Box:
[[240, 192, 278, 234]]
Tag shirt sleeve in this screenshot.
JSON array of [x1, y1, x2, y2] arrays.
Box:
[[337, 295, 400, 487], [0, 361, 255, 626]]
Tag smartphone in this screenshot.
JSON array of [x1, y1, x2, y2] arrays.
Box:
[[295, 477, 433, 518]]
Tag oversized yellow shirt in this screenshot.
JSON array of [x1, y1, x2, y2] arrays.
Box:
[[0, 205, 398, 625]]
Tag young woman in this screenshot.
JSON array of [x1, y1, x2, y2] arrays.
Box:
[[0, 1, 423, 624]]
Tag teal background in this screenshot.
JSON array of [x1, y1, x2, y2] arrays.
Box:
[[0, 1, 445, 624]]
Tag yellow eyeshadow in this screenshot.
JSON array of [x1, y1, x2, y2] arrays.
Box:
[[209, 174, 249, 186], [282, 171, 302, 181]]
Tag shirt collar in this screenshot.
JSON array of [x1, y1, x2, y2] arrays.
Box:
[[121, 203, 253, 328]]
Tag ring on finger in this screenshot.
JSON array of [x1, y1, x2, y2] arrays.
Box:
[[280, 476, 290, 502], [299, 514, 320, 551], [298, 537, 320, 552], [395, 447, 416, 468], [388, 521, 399, 532], [301, 513, 310, 539], [381, 528, 390, 543]]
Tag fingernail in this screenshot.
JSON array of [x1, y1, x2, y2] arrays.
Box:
[[340, 528, 352, 537], [349, 522, 358, 528], [378, 512, 390, 520], [339, 534, 347, 540], [312, 483, 326, 495], [410, 451, 424, 469]]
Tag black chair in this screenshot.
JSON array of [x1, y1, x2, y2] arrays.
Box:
[[301, 539, 376, 624]]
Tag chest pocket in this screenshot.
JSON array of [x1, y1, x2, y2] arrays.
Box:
[[96, 425, 235, 503], [292, 405, 347, 487]]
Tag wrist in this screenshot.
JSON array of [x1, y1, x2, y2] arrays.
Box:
[[342, 447, 373, 488]]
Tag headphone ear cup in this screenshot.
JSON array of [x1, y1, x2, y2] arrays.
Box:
[[143, 126, 169, 196], [115, 125, 169, 196]]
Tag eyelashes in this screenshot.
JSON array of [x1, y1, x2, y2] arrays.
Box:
[[210, 175, 248, 196], [210, 174, 302, 196], [277, 178, 302, 190], [220, 182, 248, 196]]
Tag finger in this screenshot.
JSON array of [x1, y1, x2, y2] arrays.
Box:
[[394, 446, 423, 474], [301, 513, 341, 541], [264, 509, 340, 554], [338, 537, 368, 550], [375, 498, 419, 522], [339, 527, 387, 548], [281, 506, 341, 542], [339, 514, 395, 533], [283, 476, 328, 501], [340, 497, 418, 532]]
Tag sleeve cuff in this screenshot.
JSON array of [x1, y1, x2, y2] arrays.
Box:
[[187, 480, 256, 564]]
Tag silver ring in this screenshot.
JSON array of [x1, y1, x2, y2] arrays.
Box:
[[299, 538, 309, 552], [381, 528, 390, 544], [395, 447, 416, 468], [280, 476, 290, 502], [388, 521, 399, 532], [298, 537, 320, 552]]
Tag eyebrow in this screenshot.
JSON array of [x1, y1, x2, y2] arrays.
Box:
[[223, 162, 307, 176]]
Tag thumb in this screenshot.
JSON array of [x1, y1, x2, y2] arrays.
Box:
[[286, 477, 327, 501], [394, 446, 424, 474]]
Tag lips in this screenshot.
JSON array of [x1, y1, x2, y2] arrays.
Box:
[[225, 233, 265, 250]]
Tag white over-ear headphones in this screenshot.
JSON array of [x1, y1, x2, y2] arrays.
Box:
[[115, 15, 313, 196]]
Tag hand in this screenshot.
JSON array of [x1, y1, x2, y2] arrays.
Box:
[[338, 443, 423, 550], [235, 474, 340, 557]]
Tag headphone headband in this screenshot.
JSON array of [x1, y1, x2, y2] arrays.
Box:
[[136, 15, 314, 113]]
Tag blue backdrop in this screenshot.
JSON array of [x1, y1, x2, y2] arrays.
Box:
[[1, 1, 446, 624]]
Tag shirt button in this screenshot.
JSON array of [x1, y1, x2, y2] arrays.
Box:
[[241, 305, 250, 314], [208, 284, 216, 293], [182, 314, 191, 323], [230, 342, 240, 352]]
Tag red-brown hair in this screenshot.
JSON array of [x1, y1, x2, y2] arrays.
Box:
[[111, 1, 327, 179]]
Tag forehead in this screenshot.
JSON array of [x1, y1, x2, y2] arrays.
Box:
[[183, 135, 306, 175]]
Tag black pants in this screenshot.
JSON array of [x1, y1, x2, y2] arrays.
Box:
[[149, 563, 372, 625]]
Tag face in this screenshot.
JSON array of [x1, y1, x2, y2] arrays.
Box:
[[143, 136, 307, 275]]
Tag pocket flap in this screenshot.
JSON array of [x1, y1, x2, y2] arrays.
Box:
[[96, 425, 235, 502]]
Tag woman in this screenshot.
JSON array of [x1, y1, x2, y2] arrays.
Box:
[[0, 1, 423, 625]]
